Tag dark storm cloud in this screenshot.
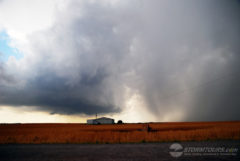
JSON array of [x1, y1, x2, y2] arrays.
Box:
[[0, 68, 120, 114], [123, 0, 240, 121], [182, 0, 240, 121], [0, 1, 129, 115], [0, 63, 14, 84], [0, 0, 240, 120], [132, 0, 239, 121]]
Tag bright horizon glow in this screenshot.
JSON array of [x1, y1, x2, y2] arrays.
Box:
[[0, 104, 158, 123], [0, 106, 86, 123]]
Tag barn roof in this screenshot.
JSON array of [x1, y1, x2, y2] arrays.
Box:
[[95, 117, 114, 120]]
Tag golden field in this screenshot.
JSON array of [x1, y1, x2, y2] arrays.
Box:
[[0, 121, 239, 144]]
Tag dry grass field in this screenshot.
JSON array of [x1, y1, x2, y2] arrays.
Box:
[[0, 121, 239, 144]]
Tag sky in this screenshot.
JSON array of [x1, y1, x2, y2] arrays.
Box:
[[0, 0, 240, 123]]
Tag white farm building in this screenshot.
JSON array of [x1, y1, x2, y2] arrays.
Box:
[[87, 117, 115, 125]]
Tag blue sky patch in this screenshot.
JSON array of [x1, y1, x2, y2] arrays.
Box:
[[0, 31, 23, 61]]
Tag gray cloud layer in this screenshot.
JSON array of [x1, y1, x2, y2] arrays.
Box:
[[0, 0, 239, 121]]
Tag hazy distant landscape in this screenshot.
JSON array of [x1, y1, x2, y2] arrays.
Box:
[[0, 121, 239, 144]]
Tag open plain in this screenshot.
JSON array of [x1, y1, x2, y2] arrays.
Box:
[[0, 121, 239, 144], [0, 121, 239, 160]]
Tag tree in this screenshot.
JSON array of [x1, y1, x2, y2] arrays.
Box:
[[117, 120, 123, 124]]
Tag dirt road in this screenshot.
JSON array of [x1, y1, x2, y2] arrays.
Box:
[[0, 140, 239, 161]]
